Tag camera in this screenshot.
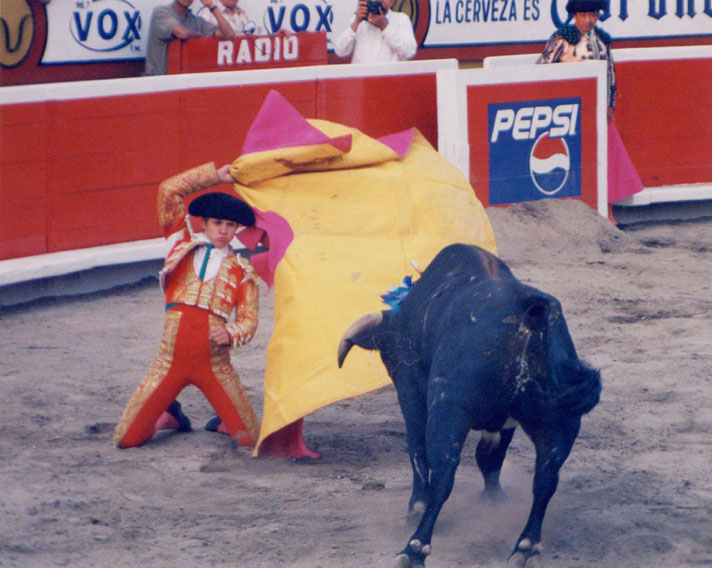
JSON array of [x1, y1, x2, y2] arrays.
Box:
[[366, 1, 385, 15]]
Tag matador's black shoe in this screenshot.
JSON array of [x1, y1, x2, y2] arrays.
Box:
[[205, 415, 222, 432], [166, 400, 192, 432]]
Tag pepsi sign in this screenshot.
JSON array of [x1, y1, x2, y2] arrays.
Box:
[[488, 98, 582, 205]]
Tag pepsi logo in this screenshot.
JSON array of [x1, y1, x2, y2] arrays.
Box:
[[529, 132, 570, 196], [487, 98, 581, 205]]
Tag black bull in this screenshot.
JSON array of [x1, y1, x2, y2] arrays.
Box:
[[338, 244, 601, 567]]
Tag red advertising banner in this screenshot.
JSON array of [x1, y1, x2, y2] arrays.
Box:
[[166, 32, 327, 74]]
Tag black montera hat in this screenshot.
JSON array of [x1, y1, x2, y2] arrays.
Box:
[[566, 0, 607, 13], [189, 192, 255, 226]]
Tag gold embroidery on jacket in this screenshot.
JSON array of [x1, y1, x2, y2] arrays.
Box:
[[157, 163, 219, 236], [164, 249, 259, 327], [227, 280, 258, 347]]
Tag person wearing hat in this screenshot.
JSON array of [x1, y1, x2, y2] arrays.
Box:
[[537, 0, 644, 210], [114, 162, 261, 449], [537, 0, 616, 121]]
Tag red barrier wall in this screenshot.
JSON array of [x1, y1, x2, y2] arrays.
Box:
[[3, 51, 710, 264], [0, 101, 49, 258], [615, 57, 712, 188], [0, 72, 438, 261]]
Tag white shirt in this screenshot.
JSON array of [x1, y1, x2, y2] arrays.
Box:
[[191, 237, 230, 281], [333, 10, 417, 64], [199, 1, 257, 34], [165, 231, 230, 281]]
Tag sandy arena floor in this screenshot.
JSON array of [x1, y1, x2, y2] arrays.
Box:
[[1, 199, 711, 567]]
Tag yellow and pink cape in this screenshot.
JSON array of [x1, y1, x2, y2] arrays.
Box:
[[231, 91, 497, 457]]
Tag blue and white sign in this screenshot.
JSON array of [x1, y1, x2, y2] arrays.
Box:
[[424, 0, 712, 47], [488, 97, 582, 204], [43, 0, 165, 63], [42, 0, 345, 64]]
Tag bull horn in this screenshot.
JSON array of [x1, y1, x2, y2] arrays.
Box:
[[337, 312, 383, 368]]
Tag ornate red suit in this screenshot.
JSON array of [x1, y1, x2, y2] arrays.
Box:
[[114, 163, 260, 448]]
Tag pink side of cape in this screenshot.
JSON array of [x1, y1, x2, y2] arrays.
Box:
[[378, 128, 416, 158], [241, 89, 351, 155], [236, 209, 293, 290]]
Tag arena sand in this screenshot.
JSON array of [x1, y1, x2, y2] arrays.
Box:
[[1, 199, 711, 567]]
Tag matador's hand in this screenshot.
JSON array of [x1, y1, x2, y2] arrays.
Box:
[[217, 164, 236, 184], [209, 325, 231, 346]]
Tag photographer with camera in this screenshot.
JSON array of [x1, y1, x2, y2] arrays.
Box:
[[334, 0, 417, 64]]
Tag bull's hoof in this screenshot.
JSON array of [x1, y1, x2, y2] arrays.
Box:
[[394, 553, 416, 568], [407, 501, 426, 526], [393, 540, 431, 567], [479, 487, 508, 503], [408, 539, 431, 556], [508, 538, 543, 567]]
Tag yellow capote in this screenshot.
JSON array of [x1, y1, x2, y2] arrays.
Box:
[[230, 119, 497, 456]]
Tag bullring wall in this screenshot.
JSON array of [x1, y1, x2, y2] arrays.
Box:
[[0, 60, 451, 262], [2, 47, 712, 289]]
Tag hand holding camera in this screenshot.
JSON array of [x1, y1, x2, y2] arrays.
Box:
[[366, 1, 385, 16], [353, 0, 389, 31]]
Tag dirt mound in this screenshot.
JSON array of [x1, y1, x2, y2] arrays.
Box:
[[488, 199, 634, 262]]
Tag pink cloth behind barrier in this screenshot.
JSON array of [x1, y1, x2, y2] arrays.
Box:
[[608, 122, 644, 203]]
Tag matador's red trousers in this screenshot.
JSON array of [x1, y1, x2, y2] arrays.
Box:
[[114, 305, 259, 448]]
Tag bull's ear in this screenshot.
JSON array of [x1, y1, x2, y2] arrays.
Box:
[[337, 312, 387, 368]]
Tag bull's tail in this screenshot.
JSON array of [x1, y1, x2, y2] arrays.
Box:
[[538, 360, 602, 418], [518, 290, 602, 419]]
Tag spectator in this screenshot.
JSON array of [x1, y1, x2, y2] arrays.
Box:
[[537, 0, 644, 208], [334, 0, 417, 64], [145, 0, 235, 76], [537, 0, 615, 120], [114, 162, 261, 449], [199, 0, 256, 35]]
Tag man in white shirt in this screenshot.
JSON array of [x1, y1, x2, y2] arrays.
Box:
[[334, 0, 417, 64], [199, 0, 257, 35]]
